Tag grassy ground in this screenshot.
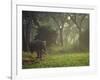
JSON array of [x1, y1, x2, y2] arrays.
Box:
[[22, 52, 89, 69]]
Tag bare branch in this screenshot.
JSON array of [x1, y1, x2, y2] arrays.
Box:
[[50, 16, 61, 29], [68, 14, 80, 30], [80, 15, 86, 25]]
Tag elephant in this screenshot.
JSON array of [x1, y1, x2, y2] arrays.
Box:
[[29, 40, 46, 59]]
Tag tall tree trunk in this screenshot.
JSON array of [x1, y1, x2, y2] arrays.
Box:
[[22, 17, 32, 51], [22, 21, 27, 51], [60, 28, 63, 46], [26, 19, 33, 51], [78, 29, 82, 51]]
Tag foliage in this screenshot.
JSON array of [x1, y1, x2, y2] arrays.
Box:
[[22, 11, 89, 52]]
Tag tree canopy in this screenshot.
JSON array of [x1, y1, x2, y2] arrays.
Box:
[[22, 11, 89, 52]]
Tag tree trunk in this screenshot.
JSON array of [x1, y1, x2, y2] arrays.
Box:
[[22, 21, 27, 51], [78, 29, 82, 51], [22, 17, 32, 51], [26, 19, 33, 51], [60, 28, 63, 46]]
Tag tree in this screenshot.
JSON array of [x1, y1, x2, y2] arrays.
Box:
[[22, 11, 40, 51], [50, 13, 68, 46], [68, 13, 89, 50]]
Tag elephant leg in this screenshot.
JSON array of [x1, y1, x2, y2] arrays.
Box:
[[40, 50, 44, 60]]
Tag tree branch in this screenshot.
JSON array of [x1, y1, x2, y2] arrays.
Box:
[[51, 16, 61, 29], [80, 15, 86, 25], [68, 14, 80, 30]]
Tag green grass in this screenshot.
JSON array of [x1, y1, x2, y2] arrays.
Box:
[[22, 52, 89, 69]]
